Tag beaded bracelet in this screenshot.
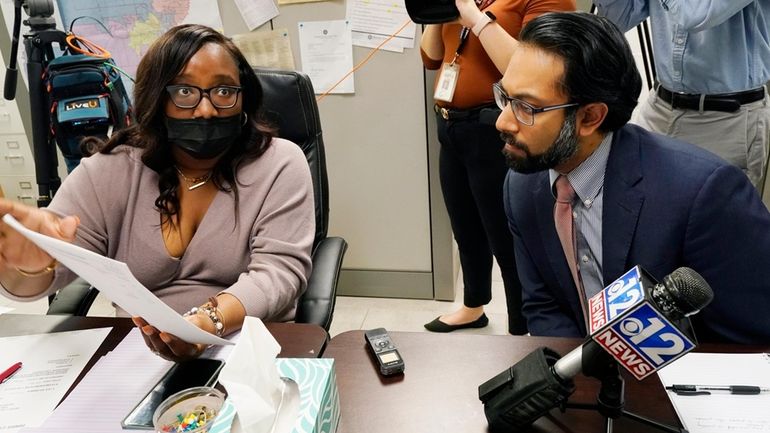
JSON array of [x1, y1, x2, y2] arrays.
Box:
[[184, 297, 226, 337], [15, 259, 58, 277]]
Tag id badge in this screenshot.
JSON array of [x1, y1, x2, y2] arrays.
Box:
[[434, 62, 459, 102]]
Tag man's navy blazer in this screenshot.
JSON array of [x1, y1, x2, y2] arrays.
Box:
[[504, 124, 770, 344]]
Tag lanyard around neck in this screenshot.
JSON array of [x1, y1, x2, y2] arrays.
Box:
[[450, 27, 471, 64]]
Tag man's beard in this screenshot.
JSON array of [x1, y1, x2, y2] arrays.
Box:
[[501, 110, 579, 174]]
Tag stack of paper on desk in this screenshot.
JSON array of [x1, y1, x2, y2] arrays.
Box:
[[19, 328, 172, 433], [17, 328, 238, 433], [657, 352, 770, 433], [0, 328, 111, 433]]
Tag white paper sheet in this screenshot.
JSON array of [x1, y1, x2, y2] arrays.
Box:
[[232, 28, 296, 70], [234, 0, 279, 31], [18, 328, 239, 433], [0, 328, 111, 433], [18, 328, 172, 433], [351, 30, 404, 53], [298, 20, 355, 94], [657, 352, 770, 433], [2, 214, 231, 346], [346, 0, 415, 49]]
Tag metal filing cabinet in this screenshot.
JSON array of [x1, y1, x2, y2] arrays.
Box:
[[0, 62, 37, 205]]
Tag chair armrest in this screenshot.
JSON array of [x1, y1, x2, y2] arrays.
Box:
[[46, 278, 99, 316], [295, 237, 348, 330]]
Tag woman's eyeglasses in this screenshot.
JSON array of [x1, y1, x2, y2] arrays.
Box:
[[165, 85, 242, 109]]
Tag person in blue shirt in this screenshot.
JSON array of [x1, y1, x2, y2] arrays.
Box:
[[594, 1, 770, 198]]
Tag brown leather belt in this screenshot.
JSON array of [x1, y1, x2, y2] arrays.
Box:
[[657, 86, 765, 113], [434, 103, 495, 121]]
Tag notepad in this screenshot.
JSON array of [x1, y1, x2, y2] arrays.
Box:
[[657, 352, 770, 433]]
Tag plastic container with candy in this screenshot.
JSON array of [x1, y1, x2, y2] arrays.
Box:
[[153, 386, 225, 433]]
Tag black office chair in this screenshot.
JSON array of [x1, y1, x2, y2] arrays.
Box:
[[48, 68, 347, 331]]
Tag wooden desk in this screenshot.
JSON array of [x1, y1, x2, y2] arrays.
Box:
[[325, 331, 701, 433], [0, 314, 328, 357], [1, 314, 328, 399]]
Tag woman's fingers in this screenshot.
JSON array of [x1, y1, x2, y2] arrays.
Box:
[[133, 317, 175, 359], [159, 332, 204, 360], [0, 199, 79, 271], [56, 215, 80, 241], [132, 315, 210, 361]]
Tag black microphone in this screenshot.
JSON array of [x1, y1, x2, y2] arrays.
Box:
[[478, 266, 714, 431]]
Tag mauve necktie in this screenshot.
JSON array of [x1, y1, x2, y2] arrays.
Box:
[[554, 175, 589, 327]]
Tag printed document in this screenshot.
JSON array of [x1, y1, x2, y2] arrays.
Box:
[[232, 28, 296, 70], [2, 215, 231, 346], [657, 352, 770, 433], [0, 328, 111, 433], [234, 0, 279, 30], [346, 0, 415, 51], [18, 328, 237, 433], [298, 20, 355, 94]]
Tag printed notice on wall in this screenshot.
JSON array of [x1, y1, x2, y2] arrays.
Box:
[[232, 28, 296, 70], [298, 20, 354, 94]]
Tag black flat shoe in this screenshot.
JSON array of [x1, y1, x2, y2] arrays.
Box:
[[424, 313, 489, 332]]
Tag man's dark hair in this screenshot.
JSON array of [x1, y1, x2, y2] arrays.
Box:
[[518, 12, 642, 132], [94, 24, 275, 224]]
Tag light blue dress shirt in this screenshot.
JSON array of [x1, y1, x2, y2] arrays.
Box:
[[549, 132, 613, 300], [594, 0, 770, 94]]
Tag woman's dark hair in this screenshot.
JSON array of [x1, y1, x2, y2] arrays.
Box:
[[518, 12, 642, 132], [91, 24, 275, 223]]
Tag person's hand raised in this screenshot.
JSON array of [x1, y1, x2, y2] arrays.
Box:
[[455, 0, 485, 29], [0, 198, 78, 273], [133, 314, 211, 362]]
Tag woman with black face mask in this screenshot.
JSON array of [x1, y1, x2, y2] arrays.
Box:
[[0, 24, 315, 361]]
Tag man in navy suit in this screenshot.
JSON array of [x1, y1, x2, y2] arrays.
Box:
[[498, 12, 770, 345]]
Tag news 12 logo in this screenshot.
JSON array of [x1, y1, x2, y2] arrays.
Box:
[[588, 266, 695, 380]]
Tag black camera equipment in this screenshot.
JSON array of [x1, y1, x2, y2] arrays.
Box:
[[479, 267, 714, 433], [405, 0, 459, 24], [4, 0, 132, 207], [5, 0, 65, 207]]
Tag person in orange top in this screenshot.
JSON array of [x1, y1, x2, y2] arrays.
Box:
[[420, 0, 575, 333]]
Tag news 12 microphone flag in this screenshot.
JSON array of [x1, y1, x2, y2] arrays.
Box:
[[587, 266, 695, 380]]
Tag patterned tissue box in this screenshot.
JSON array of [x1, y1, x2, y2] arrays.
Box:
[[210, 358, 339, 433]]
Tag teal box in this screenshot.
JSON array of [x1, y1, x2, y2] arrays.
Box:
[[210, 358, 339, 433], [277, 358, 339, 433]]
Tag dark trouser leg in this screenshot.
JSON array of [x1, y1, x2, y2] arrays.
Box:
[[438, 116, 493, 308], [437, 116, 526, 333]]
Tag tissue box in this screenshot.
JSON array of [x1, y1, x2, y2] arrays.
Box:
[[211, 358, 339, 433], [277, 358, 339, 433]]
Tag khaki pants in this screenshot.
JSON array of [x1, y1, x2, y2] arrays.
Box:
[[634, 88, 770, 199]]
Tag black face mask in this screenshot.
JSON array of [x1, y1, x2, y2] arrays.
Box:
[[165, 114, 243, 159]]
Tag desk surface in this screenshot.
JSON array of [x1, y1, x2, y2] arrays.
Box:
[[0, 314, 328, 357], [325, 330, 751, 433], [1, 314, 328, 401]]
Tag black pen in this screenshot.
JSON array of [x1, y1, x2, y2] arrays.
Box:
[[667, 384, 770, 396]]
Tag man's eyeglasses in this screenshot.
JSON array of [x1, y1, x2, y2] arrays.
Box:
[[492, 82, 579, 126], [165, 85, 242, 109]]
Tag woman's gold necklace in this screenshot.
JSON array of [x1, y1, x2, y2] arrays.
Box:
[[174, 165, 212, 191]]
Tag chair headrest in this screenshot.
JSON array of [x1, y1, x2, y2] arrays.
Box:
[[254, 69, 320, 153]]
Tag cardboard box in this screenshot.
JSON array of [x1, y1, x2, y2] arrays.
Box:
[[210, 358, 339, 433]]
